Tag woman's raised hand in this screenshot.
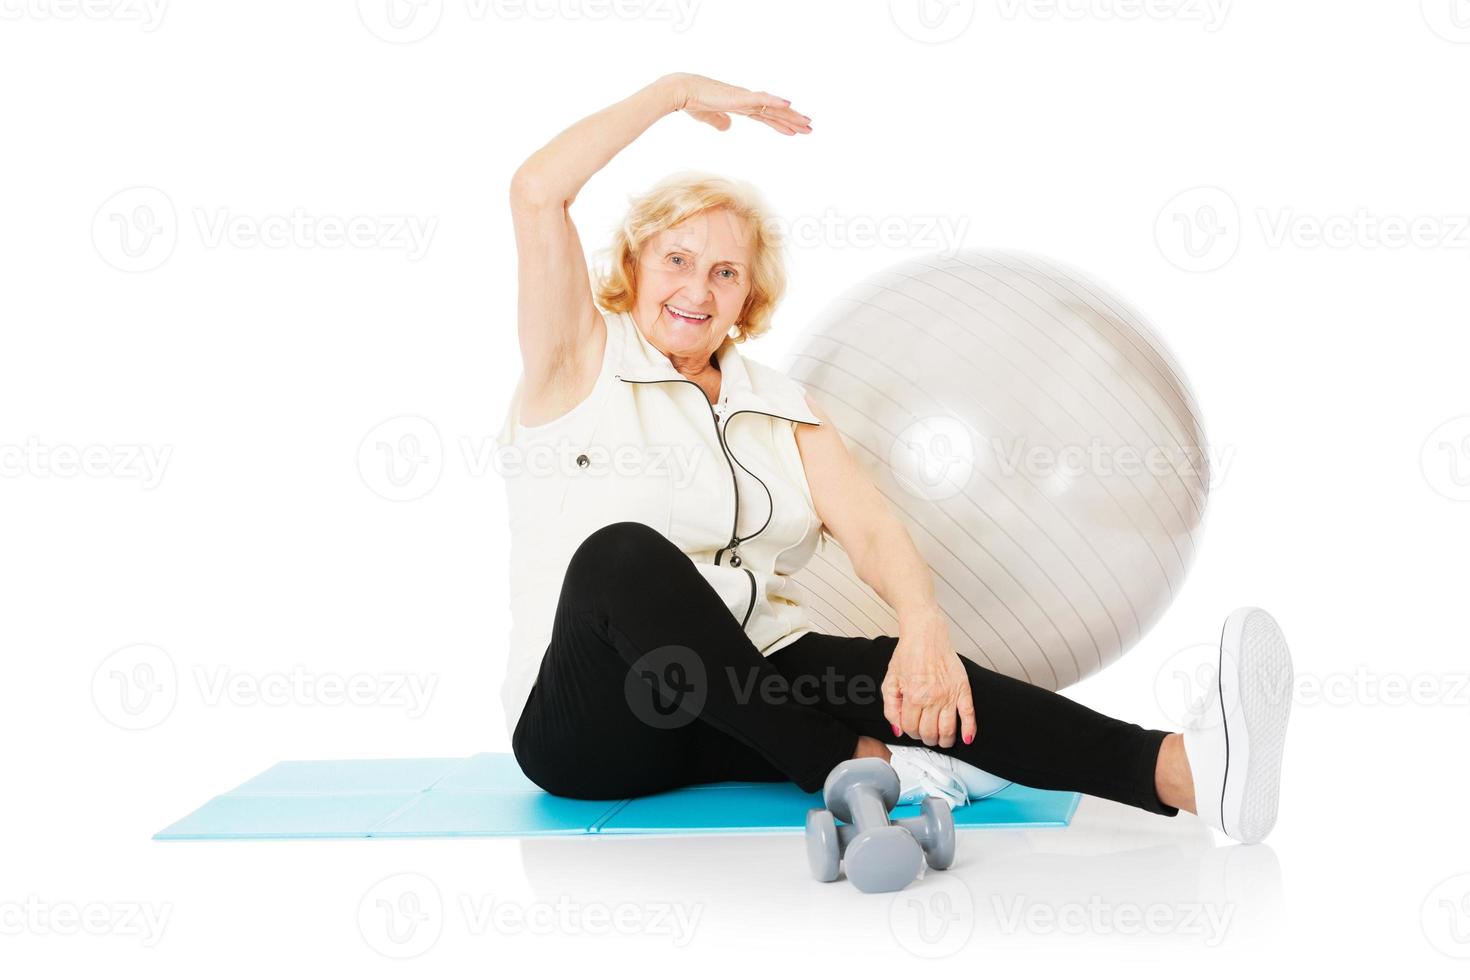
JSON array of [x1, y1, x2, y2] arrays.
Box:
[[667, 73, 812, 135]]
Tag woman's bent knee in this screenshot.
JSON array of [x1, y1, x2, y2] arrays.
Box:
[[565, 521, 677, 592], [571, 521, 668, 563]]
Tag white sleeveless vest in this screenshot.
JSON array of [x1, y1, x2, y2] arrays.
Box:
[[493, 308, 827, 738]]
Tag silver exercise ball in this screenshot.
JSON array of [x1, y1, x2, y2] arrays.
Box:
[[783, 249, 1209, 691]]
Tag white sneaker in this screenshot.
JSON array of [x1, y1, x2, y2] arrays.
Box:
[[886, 744, 1014, 809], [1181, 607, 1294, 844]]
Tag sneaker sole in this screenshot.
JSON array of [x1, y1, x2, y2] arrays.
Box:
[[1216, 607, 1293, 843]]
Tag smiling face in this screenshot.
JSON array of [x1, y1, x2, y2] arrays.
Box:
[[632, 207, 755, 369]]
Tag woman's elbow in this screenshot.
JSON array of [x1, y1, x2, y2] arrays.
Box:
[[509, 166, 560, 210]]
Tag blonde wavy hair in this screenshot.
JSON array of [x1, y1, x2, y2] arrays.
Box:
[[592, 170, 787, 344]]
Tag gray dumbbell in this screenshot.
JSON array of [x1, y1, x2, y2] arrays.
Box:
[[805, 757, 957, 892]]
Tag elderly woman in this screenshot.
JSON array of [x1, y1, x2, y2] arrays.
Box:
[[495, 73, 1294, 844]]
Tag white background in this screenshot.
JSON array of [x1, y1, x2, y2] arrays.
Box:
[[3, 0, 1469, 972]]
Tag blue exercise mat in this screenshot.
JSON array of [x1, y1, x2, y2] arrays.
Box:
[[153, 753, 1080, 840]]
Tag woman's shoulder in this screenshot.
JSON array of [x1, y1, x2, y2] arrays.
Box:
[[735, 349, 823, 426], [500, 308, 626, 440], [739, 351, 796, 388]]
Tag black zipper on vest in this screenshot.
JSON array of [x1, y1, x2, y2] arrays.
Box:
[[615, 375, 802, 629], [722, 408, 814, 544]]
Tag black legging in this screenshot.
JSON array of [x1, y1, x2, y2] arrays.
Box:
[[511, 521, 1179, 817]]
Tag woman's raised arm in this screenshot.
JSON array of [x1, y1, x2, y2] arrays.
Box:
[[510, 76, 679, 400]]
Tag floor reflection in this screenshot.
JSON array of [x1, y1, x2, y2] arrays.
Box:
[[508, 795, 1285, 952]]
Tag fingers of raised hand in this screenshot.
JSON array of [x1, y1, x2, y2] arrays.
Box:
[[742, 96, 811, 134], [687, 110, 732, 131], [685, 81, 810, 134]]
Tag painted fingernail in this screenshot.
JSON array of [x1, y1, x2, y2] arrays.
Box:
[[963, 733, 974, 744], [892, 723, 902, 737]]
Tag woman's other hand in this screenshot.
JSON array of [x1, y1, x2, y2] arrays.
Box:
[[882, 614, 978, 749], [665, 72, 812, 134]]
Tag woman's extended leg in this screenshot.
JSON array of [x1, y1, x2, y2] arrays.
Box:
[[511, 521, 864, 798], [685, 630, 1182, 816]]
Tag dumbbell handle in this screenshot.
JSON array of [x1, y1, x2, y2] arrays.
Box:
[[845, 783, 892, 831], [834, 814, 929, 851]]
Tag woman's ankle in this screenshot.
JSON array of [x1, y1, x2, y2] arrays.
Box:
[[852, 735, 892, 764], [1155, 732, 1196, 813]]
